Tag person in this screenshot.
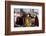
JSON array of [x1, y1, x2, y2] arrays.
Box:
[[15, 9, 26, 27], [24, 14, 31, 27], [16, 17, 24, 26], [34, 16, 39, 26]]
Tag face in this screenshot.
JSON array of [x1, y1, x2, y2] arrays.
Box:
[[31, 18, 35, 23], [27, 14, 29, 17]]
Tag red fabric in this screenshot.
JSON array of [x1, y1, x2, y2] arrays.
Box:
[[34, 16, 39, 26]]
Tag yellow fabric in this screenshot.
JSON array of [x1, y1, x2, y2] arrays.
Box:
[[24, 17, 30, 27]]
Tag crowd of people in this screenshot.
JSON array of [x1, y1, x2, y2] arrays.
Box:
[[14, 9, 39, 27]]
